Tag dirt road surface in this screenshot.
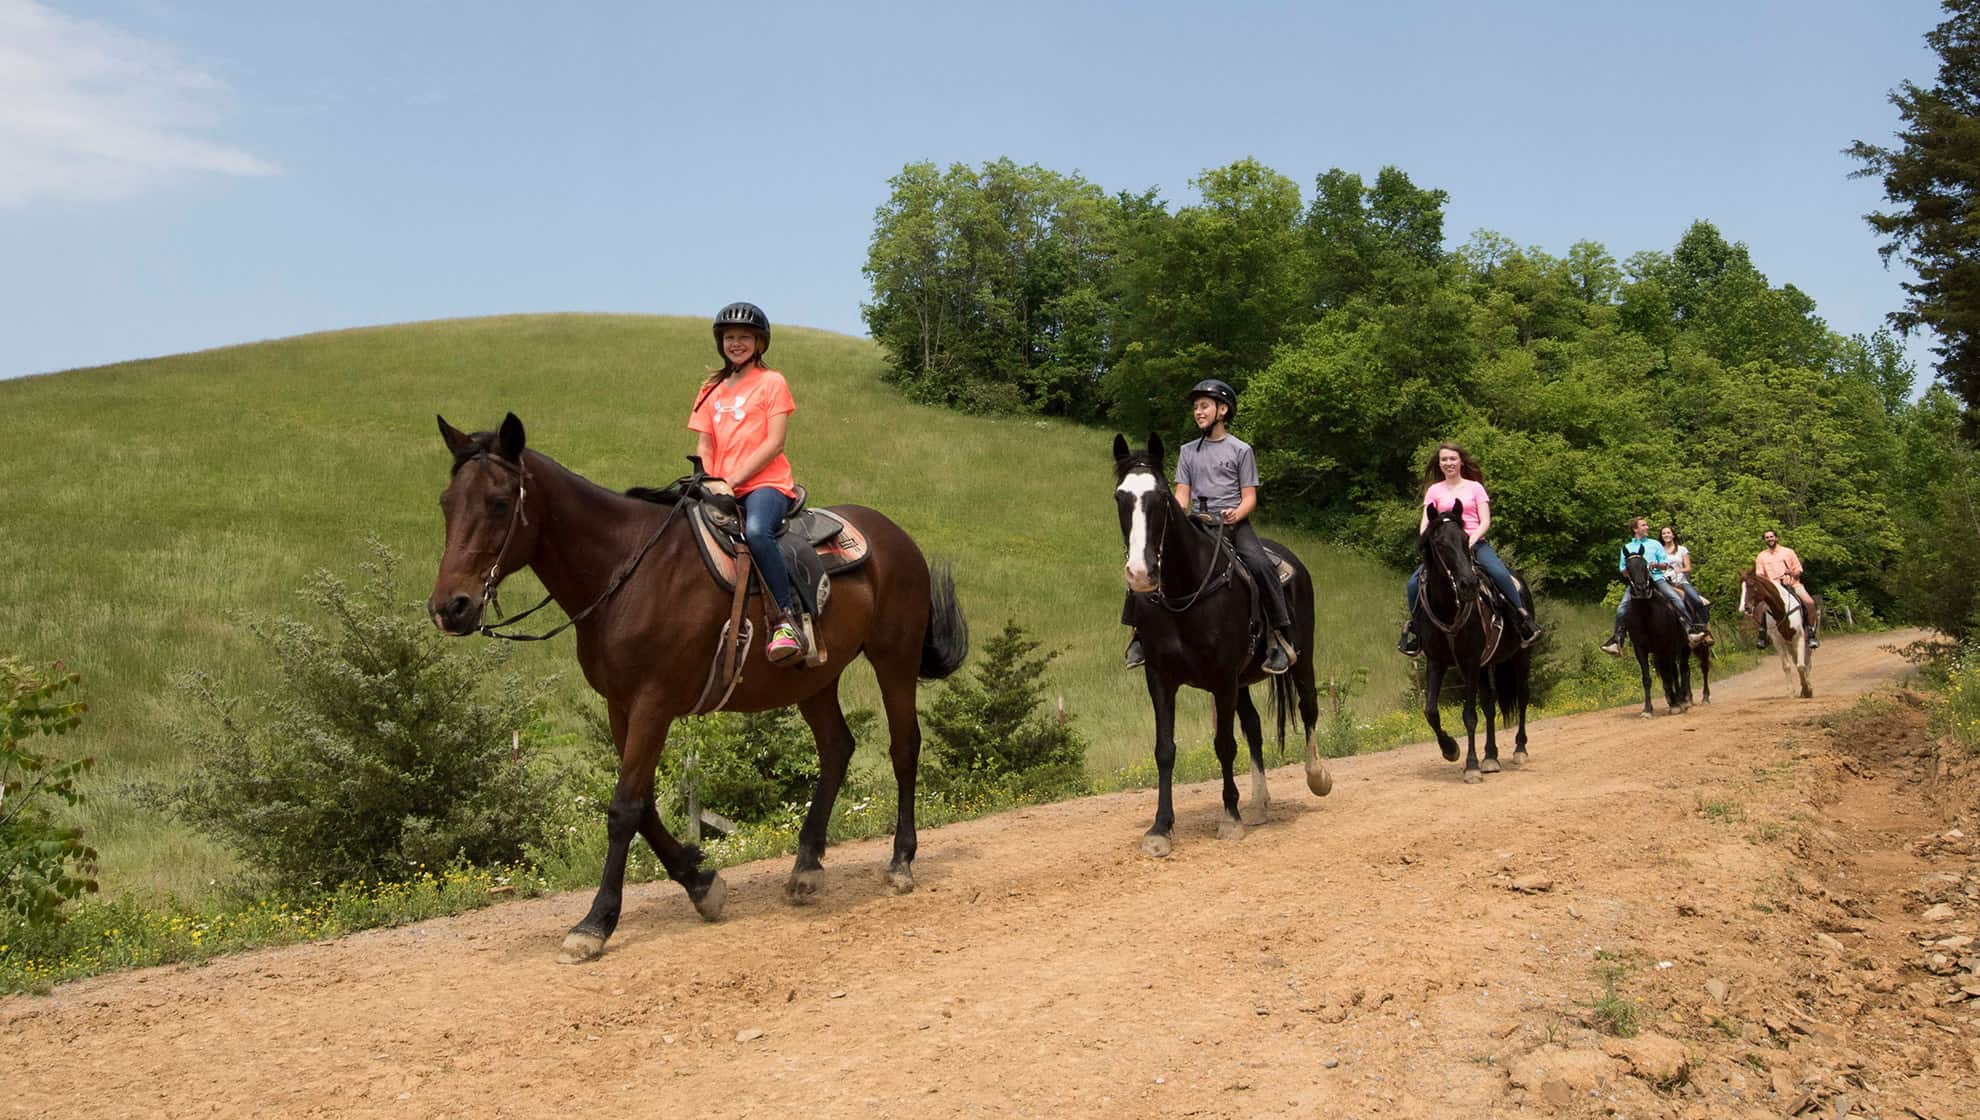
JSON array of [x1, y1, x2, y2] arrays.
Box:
[[7, 631, 1978, 1119]]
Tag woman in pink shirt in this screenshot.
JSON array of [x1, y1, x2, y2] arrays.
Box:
[[1399, 443, 1539, 656]]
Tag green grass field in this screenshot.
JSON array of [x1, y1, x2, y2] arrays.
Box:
[[1, 314, 1620, 900]]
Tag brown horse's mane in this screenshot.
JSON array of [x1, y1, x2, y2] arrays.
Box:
[[451, 429, 681, 508]]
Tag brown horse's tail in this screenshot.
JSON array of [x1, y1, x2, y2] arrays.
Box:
[[919, 561, 970, 680]]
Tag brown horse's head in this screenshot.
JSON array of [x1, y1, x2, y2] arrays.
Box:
[[429, 413, 537, 635]]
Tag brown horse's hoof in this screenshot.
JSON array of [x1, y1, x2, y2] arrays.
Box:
[[559, 929, 607, 964], [1463, 770, 1483, 785], [1141, 833, 1173, 859], [1217, 817, 1246, 842], [1480, 757, 1501, 774], [1510, 749, 1528, 767], [1305, 761, 1333, 797], [783, 868, 820, 906], [884, 866, 915, 895]]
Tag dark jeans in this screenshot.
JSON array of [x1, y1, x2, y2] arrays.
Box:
[[742, 486, 795, 614], [1120, 519, 1292, 631], [1673, 582, 1709, 624], [1613, 580, 1696, 629]]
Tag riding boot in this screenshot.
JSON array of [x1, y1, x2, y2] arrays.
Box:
[[1515, 609, 1541, 647], [1398, 618, 1422, 658], [1805, 606, 1819, 649], [1600, 619, 1624, 657], [1262, 631, 1291, 675], [1124, 633, 1146, 670]]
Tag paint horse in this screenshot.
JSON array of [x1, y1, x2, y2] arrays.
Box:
[[429, 415, 968, 962], [1739, 567, 1814, 699], [1112, 433, 1331, 858], [1414, 501, 1532, 782]]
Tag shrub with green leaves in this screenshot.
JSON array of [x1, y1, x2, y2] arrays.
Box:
[[920, 620, 1086, 799], [163, 546, 562, 890], [1, 657, 98, 928]]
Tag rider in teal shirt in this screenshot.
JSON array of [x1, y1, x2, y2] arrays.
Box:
[[1600, 516, 1708, 655]]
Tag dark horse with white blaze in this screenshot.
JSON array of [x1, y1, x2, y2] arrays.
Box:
[[428, 415, 967, 962], [1621, 553, 1709, 715], [1414, 501, 1532, 782], [1112, 433, 1331, 858]]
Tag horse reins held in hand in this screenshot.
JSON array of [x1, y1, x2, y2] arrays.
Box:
[[1152, 513, 1234, 613], [1420, 528, 1481, 636]]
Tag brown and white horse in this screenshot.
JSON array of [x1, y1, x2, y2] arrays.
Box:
[[1738, 567, 1813, 699]]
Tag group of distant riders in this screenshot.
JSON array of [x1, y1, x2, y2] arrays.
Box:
[[693, 302, 1814, 671]]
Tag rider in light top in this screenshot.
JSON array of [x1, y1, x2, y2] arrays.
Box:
[[1600, 516, 1708, 656], [1397, 443, 1539, 657], [688, 301, 806, 664], [1122, 379, 1295, 675], [1753, 528, 1819, 649], [1659, 525, 1710, 625]]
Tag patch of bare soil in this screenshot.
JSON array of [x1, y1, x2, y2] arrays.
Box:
[[5, 631, 1976, 1119]]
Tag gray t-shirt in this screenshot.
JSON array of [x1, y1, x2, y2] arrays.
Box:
[[1175, 433, 1259, 513]]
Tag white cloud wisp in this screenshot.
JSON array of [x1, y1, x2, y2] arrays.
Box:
[[0, 0, 278, 205]]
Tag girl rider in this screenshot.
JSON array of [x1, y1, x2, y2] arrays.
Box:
[[1398, 443, 1540, 657], [689, 301, 806, 664]]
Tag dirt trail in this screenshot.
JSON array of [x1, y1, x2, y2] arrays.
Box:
[[6, 631, 1978, 1120]]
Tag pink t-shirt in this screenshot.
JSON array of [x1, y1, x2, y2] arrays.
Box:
[[687, 367, 798, 498], [1423, 478, 1490, 534]]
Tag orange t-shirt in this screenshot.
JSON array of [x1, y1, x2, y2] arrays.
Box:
[[687, 367, 797, 498]]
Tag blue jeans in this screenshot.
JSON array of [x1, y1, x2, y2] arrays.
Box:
[[1407, 540, 1523, 614], [1614, 580, 1695, 628], [742, 487, 796, 614]]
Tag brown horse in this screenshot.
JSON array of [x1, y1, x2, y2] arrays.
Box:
[[1738, 567, 1813, 699], [428, 414, 968, 962]]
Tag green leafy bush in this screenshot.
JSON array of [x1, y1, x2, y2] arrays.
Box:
[[920, 620, 1086, 799], [1, 657, 97, 928], [162, 546, 562, 890]]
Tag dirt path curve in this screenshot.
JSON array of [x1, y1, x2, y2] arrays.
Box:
[[8, 631, 1978, 1120]]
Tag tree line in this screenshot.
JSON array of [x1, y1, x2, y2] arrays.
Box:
[[862, 157, 1979, 633]]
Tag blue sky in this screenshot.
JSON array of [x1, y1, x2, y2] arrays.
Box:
[[0, 0, 1950, 382]]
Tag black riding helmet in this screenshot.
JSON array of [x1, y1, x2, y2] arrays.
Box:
[[1185, 378, 1238, 426], [713, 301, 771, 358]]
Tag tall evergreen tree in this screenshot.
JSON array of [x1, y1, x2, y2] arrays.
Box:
[[1849, 0, 1980, 423]]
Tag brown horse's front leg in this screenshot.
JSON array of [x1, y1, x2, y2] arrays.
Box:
[[561, 707, 723, 964]]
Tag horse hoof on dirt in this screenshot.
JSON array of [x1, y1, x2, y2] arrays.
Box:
[[1438, 739, 1460, 763], [1463, 769, 1483, 785], [1242, 802, 1269, 827], [1141, 833, 1173, 859], [784, 869, 821, 906], [884, 866, 915, 895], [1305, 762, 1333, 797], [1511, 748, 1528, 767], [1217, 817, 1246, 842], [693, 873, 729, 921], [558, 929, 608, 964], [1480, 757, 1501, 774], [1638, 710, 1657, 720]]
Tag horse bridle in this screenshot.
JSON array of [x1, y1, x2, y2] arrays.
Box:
[[457, 452, 685, 643], [1419, 524, 1480, 635], [1131, 480, 1234, 613]]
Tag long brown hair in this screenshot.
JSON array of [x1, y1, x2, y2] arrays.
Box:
[[694, 332, 769, 411], [1421, 442, 1483, 487]]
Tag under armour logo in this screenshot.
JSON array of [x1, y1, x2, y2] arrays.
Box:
[[711, 392, 749, 423]]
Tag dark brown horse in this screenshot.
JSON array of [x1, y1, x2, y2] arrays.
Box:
[[429, 415, 968, 962]]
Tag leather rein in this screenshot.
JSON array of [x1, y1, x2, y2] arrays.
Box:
[[1145, 500, 1235, 613], [465, 453, 685, 643], [1419, 527, 1482, 636]]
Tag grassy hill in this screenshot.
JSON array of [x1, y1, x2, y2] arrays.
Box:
[[1, 315, 1616, 899]]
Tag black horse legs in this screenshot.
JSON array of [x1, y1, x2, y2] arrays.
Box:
[[1424, 661, 1461, 762], [1141, 672, 1179, 858], [789, 688, 858, 903], [1211, 685, 1245, 840]]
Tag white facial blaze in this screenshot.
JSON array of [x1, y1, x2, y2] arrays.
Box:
[[1117, 471, 1161, 585]]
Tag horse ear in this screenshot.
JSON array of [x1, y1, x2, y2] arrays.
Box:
[[1148, 431, 1165, 467], [1451, 498, 1463, 518], [1112, 433, 1130, 463], [497, 413, 526, 462], [438, 415, 473, 454]]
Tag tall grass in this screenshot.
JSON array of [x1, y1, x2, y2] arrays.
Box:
[[1, 314, 1616, 900]]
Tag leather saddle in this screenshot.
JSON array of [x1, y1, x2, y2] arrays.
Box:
[[688, 496, 871, 617]]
